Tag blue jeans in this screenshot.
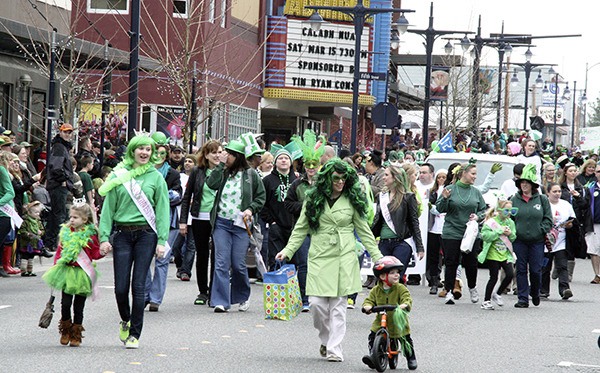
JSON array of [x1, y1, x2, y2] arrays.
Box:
[[145, 228, 179, 305], [291, 236, 310, 305], [112, 228, 157, 339], [513, 240, 545, 304], [379, 239, 413, 278], [211, 217, 250, 309], [173, 227, 196, 276]]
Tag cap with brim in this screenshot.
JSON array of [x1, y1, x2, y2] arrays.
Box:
[[3, 130, 13, 136], [59, 123, 74, 132], [515, 164, 538, 188], [224, 139, 245, 155], [0, 136, 12, 146], [19, 141, 32, 147], [171, 146, 184, 153]]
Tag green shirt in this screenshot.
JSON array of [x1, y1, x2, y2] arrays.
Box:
[[199, 168, 216, 214], [0, 166, 15, 218], [217, 172, 242, 220], [79, 171, 94, 196], [435, 181, 487, 240], [98, 167, 170, 245], [380, 221, 398, 239]]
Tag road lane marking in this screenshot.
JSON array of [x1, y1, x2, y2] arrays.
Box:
[[0, 305, 11, 310], [558, 361, 600, 368], [592, 329, 600, 334]]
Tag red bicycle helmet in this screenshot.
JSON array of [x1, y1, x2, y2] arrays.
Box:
[[373, 256, 404, 278]]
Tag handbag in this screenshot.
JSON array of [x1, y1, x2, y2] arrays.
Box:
[[544, 227, 559, 252], [38, 292, 55, 329], [460, 220, 479, 254], [263, 263, 303, 321]]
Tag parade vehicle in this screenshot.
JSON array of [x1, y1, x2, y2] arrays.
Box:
[[425, 152, 519, 207]]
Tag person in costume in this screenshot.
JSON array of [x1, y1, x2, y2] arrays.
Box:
[[285, 129, 326, 311], [179, 140, 223, 305], [18, 201, 52, 276], [42, 203, 103, 347], [478, 199, 516, 310], [371, 164, 424, 280], [0, 151, 19, 276], [205, 136, 265, 313], [510, 164, 553, 308], [361, 256, 417, 371], [145, 134, 182, 312], [98, 134, 170, 349], [275, 158, 383, 362], [436, 161, 487, 305]]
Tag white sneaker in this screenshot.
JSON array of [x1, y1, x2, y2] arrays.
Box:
[[469, 288, 479, 303], [492, 293, 504, 306], [214, 305, 228, 313], [445, 292, 455, 305], [480, 301, 494, 310], [239, 301, 249, 312]]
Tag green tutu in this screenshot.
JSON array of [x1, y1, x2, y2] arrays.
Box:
[[42, 263, 99, 297]]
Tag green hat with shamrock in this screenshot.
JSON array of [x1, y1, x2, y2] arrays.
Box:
[[239, 132, 265, 158], [514, 163, 538, 189], [151, 131, 170, 145]]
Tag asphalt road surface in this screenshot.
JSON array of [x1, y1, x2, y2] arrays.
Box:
[[1, 255, 599, 372]]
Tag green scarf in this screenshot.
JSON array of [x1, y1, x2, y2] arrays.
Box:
[[57, 224, 97, 264], [98, 162, 154, 197]]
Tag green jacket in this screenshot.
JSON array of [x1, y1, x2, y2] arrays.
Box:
[[435, 182, 487, 240], [99, 167, 170, 245], [0, 166, 15, 218], [478, 216, 516, 263], [282, 195, 382, 297], [510, 191, 553, 242], [362, 282, 413, 337], [206, 164, 265, 229]]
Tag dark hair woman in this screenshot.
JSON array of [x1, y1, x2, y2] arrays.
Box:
[[205, 137, 265, 313], [179, 140, 222, 305]]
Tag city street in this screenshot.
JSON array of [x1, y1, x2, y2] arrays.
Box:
[[2, 255, 599, 372]]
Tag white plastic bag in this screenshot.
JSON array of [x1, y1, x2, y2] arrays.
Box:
[[460, 220, 479, 254]]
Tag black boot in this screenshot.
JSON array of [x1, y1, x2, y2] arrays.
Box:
[[40, 248, 54, 258], [404, 335, 417, 370]]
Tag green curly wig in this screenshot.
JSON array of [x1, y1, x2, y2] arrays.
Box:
[[304, 158, 369, 231], [98, 135, 160, 196]]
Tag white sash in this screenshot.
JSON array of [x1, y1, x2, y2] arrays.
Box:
[[379, 192, 397, 235], [114, 169, 171, 258], [76, 250, 99, 301], [485, 219, 513, 252], [0, 204, 23, 229]]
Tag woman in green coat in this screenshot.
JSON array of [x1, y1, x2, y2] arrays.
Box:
[[276, 159, 382, 363]]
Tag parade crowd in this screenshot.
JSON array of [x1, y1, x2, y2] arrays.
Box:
[[2, 124, 599, 370]]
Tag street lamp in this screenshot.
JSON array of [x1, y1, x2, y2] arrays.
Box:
[[582, 62, 600, 128], [506, 47, 555, 131], [406, 2, 471, 149], [305, 1, 415, 154], [550, 71, 570, 147]]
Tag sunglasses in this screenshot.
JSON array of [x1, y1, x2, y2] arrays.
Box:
[[332, 174, 347, 183], [499, 207, 518, 216], [305, 161, 320, 169]]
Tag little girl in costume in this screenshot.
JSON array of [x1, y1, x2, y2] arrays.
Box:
[[478, 199, 517, 310], [18, 201, 52, 276], [42, 203, 103, 347]]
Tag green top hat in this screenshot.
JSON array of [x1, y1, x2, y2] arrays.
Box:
[[239, 132, 265, 158], [515, 163, 538, 188], [225, 139, 245, 155]]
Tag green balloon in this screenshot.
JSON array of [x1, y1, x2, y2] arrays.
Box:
[[430, 140, 440, 152]]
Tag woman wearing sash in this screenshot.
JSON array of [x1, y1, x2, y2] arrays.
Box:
[[371, 165, 424, 280], [0, 151, 17, 277], [205, 138, 265, 313], [98, 135, 170, 349]]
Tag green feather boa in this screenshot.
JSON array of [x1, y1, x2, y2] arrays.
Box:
[[98, 163, 154, 197], [57, 224, 97, 264]]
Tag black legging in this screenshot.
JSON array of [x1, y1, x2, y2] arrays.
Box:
[[484, 260, 514, 301], [426, 232, 443, 281], [442, 238, 479, 292], [61, 292, 87, 324], [190, 219, 214, 295]]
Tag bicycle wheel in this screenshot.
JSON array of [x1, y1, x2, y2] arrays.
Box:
[[388, 338, 399, 370], [372, 334, 388, 372]]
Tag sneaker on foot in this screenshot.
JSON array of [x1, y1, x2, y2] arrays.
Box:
[[239, 301, 249, 312], [362, 355, 375, 369], [492, 293, 504, 306], [514, 301, 529, 308], [539, 292, 550, 298], [469, 288, 479, 303], [194, 293, 208, 305], [347, 298, 355, 309], [149, 302, 159, 312], [445, 292, 455, 305], [119, 321, 130, 344], [481, 300, 494, 310], [180, 273, 190, 281], [429, 286, 438, 295], [327, 354, 342, 362], [125, 335, 139, 349], [562, 289, 573, 300], [591, 276, 600, 284], [532, 296, 540, 306], [214, 305, 227, 313], [302, 304, 310, 313]]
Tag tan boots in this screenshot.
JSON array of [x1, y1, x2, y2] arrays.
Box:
[[58, 319, 85, 347]]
